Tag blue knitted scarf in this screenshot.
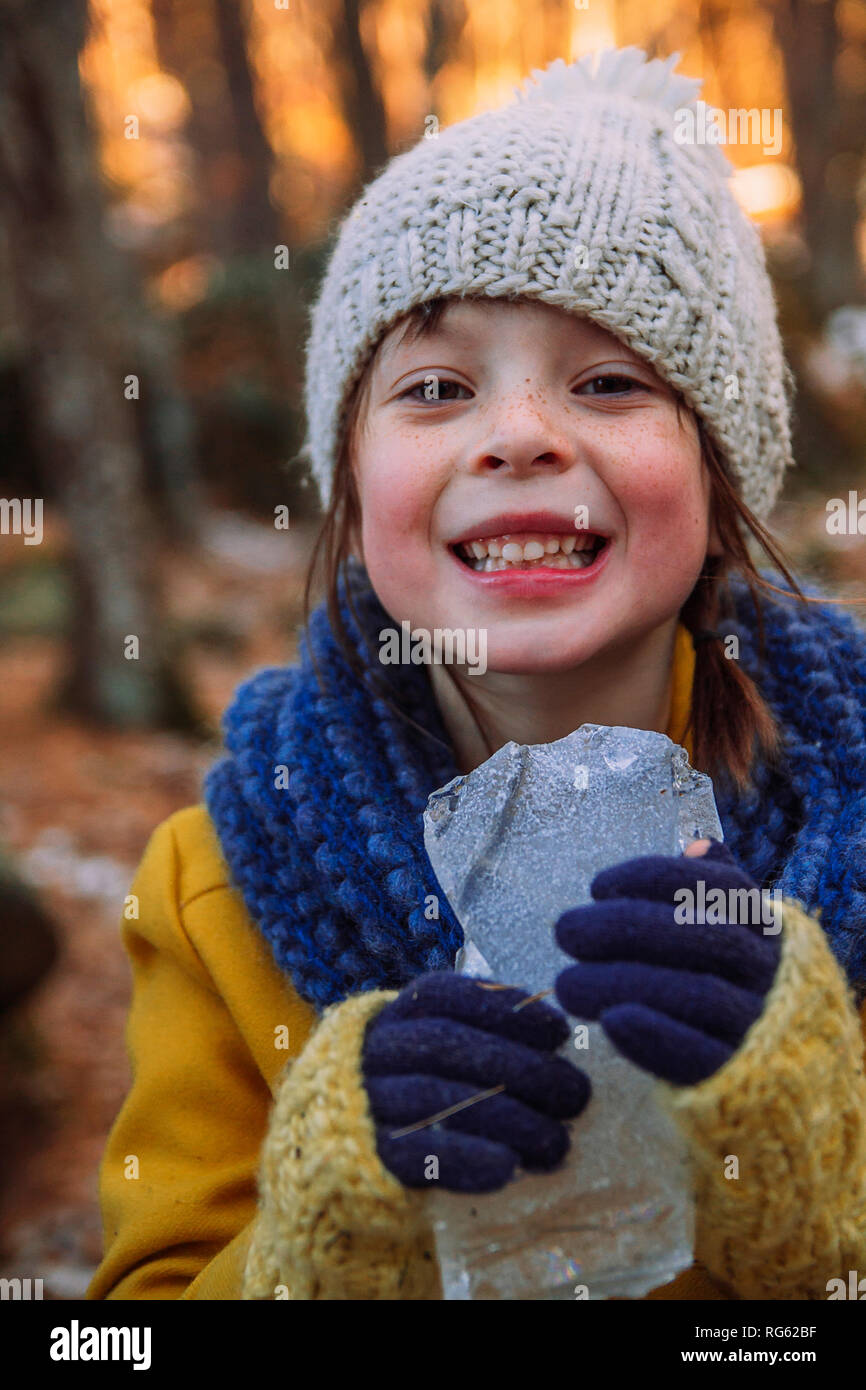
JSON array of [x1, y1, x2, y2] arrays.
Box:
[[204, 562, 866, 1014]]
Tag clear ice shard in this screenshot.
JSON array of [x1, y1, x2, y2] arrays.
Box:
[[422, 724, 723, 1301]]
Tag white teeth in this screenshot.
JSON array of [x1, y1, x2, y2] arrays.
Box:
[[470, 550, 597, 572], [456, 530, 606, 570]]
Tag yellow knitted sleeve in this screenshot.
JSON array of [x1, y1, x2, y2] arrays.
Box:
[[658, 896, 866, 1299], [243, 901, 866, 1301], [243, 990, 442, 1299]]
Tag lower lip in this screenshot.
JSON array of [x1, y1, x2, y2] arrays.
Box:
[[451, 541, 611, 595]]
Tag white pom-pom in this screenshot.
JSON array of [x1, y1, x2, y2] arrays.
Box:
[[513, 47, 703, 116]]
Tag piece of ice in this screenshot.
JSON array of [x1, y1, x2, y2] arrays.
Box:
[[422, 724, 723, 1300]]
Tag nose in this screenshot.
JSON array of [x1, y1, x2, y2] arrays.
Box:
[[466, 390, 575, 478]]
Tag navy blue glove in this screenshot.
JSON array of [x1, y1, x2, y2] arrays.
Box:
[[553, 839, 783, 1086], [361, 971, 591, 1193]]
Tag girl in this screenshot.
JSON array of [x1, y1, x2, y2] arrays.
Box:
[[87, 47, 866, 1302]]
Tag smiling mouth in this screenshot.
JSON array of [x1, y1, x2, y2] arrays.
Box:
[[452, 530, 608, 572]]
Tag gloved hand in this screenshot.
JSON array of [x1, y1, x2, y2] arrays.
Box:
[[553, 839, 783, 1086], [361, 971, 591, 1193]]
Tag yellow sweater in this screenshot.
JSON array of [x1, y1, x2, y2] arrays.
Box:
[[87, 625, 866, 1300]]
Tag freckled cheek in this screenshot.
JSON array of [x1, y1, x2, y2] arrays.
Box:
[[361, 476, 436, 545], [358, 470, 443, 599], [609, 454, 707, 555]]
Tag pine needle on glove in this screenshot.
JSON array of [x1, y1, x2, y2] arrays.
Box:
[[361, 972, 590, 1193]]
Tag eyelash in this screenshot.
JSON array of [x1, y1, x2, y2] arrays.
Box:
[[397, 374, 648, 401]]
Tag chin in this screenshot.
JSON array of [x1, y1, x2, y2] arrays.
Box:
[[479, 634, 605, 676]]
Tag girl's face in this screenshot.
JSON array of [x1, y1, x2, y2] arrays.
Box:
[[352, 298, 720, 674]]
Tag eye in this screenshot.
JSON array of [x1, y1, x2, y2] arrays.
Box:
[[399, 377, 472, 402], [575, 374, 647, 397]]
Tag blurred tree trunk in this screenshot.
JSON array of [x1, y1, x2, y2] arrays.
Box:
[[151, 0, 231, 256], [330, 0, 389, 195], [770, 0, 866, 317], [151, 0, 296, 384], [151, 0, 287, 256], [212, 0, 283, 252], [422, 0, 468, 83], [0, 0, 197, 729], [136, 314, 206, 541]]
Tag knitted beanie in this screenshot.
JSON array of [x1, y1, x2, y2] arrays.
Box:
[[299, 46, 795, 520]]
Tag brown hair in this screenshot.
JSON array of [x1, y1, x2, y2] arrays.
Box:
[[303, 295, 864, 794]]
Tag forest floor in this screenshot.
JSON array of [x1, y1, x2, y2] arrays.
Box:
[[0, 497, 862, 1299], [0, 509, 316, 1298]]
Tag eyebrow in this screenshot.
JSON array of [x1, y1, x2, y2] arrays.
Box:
[[392, 315, 481, 355]]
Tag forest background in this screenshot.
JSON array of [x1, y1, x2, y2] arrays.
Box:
[[0, 0, 864, 1296]]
